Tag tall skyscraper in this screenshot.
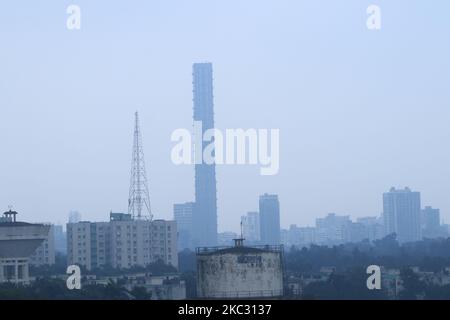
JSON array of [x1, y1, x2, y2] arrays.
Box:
[[383, 187, 421, 243], [174, 202, 194, 250], [192, 63, 218, 247], [259, 194, 281, 245]]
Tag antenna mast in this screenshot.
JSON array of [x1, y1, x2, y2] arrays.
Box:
[[128, 111, 152, 220]]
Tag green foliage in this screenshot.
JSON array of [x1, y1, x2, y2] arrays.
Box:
[[0, 278, 138, 300], [285, 235, 450, 273], [287, 236, 450, 300], [90, 259, 177, 277], [303, 267, 388, 300], [29, 253, 68, 277], [130, 286, 152, 300], [398, 268, 426, 300]]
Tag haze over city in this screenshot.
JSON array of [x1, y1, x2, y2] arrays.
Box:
[[1, 0, 449, 233]]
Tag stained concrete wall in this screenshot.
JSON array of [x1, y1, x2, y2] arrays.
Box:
[[0, 224, 50, 258], [197, 250, 283, 298]]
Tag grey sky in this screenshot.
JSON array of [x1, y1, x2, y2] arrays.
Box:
[[0, 1, 449, 232]]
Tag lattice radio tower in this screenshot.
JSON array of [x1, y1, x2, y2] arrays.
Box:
[[128, 111, 152, 220]]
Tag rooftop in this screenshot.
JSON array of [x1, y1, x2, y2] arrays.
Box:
[[196, 244, 283, 255]]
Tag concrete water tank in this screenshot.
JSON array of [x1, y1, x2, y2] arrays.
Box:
[[196, 240, 284, 299]]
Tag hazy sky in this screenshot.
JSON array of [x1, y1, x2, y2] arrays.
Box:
[[1, 1, 449, 232]]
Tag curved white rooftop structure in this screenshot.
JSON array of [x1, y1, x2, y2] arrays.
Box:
[[0, 222, 50, 258], [0, 210, 50, 284]]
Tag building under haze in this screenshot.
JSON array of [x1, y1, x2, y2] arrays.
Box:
[[53, 224, 67, 254], [383, 187, 421, 243], [67, 213, 177, 270], [259, 194, 281, 245], [241, 212, 260, 243], [173, 202, 194, 251], [421, 206, 441, 239], [282, 214, 385, 248], [356, 217, 384, 242], [315, 213, 351, 245], [217, 232, 239, 246], [192, 63, 218, 247], [69, 211, 81, 224], [286, 225, 316, 247]]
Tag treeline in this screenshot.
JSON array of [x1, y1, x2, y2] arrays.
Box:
[[30, 256, 177, 277], [299, 266, 450, 300], [0, 278, 150, 300], [87, 260, 177, 277], [177, 235, 450, 275], [285, 234, 450, 273]]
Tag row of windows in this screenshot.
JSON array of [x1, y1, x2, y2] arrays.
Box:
[[74, 247, 171, 255], [72, 224, 173, 233], [71, 256, 175, 267], [74, 240, 172, 248], [71, 232, 173, 239]]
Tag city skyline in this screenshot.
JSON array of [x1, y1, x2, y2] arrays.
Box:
[[24, 184, 445, 237], [2, 98, 447, 233], [2, 102, 448, 233], [1, 1, 449, 233]]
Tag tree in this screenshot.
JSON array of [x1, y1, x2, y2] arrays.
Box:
[[398, 268, 426, 300]]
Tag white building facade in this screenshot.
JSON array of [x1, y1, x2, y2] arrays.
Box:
[[67, 213, 177, 270]]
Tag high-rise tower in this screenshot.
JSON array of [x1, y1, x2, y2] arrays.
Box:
[[192, 63, 218, 247], [383, 187, 421, 243], [259, 194, 281, 245], [128, 111, 152, 220]]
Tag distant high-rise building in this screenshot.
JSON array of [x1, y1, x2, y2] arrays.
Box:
[[297, 226, 316, 247], [217, 232, 238, 246], [241, 212, 260, 242], [356, 216, 380, 226], [259, 194, 281, 245], [421, 206, 441, 239], [68, 211, 81, 224], [315, 213, 351, 245], [356, 216, 384, 241], [440, 224, 450, 238], [53, 224, 67, 254], [383, 187, 421, 243], [174, 202, 194, 250], [280, 229, 289, 247], [286, 225, 317, 247], [192, 63, 218, 247], [348, 222, 368, 243]]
